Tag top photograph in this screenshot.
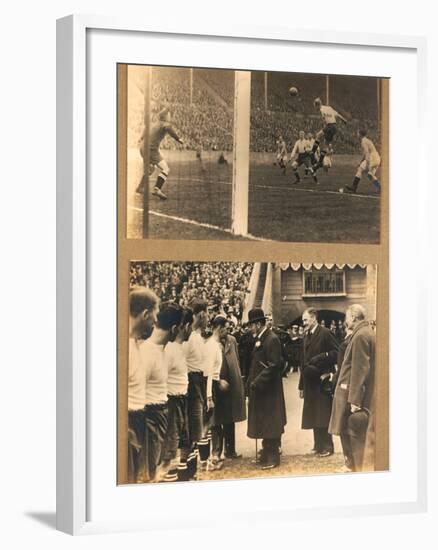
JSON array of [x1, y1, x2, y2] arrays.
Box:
[[122, 65, 385, 243]]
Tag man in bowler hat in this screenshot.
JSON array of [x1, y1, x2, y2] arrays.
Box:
[[246, 308, 287, 470]]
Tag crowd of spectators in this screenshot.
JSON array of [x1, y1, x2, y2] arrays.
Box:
[[130, 262, 254, 326], [128, 67, 381, 154]]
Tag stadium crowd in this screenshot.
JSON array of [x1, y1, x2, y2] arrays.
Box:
[[130, 261, 252, 322], [128, 67, 380, 154]]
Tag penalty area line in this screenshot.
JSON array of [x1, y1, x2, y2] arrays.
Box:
[[127, 206, 272, 241]]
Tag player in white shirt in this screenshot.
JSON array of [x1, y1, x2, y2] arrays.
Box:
[[185, 299, 213, 470], [203, 315, 228, 470], [274, 135, 288, 175], [160, 307, 194, 482], [127, 287, 159, 483], [312, 97, 347, 171], [290, 131, 318, 184], [140, 302, 183, 482], [344, 128, 381, 194]]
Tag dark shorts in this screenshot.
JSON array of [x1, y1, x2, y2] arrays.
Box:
[[161, 394, 190, 461], [323, 123, 337, 144], [187, 372, 206, 444], [128, 409, 147, 483], [140, 147, 163, 166], [297, 152, 310, 166], [144, 403, 168, 480]]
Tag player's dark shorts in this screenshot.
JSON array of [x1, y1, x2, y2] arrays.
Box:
[[323, 123, 337, 143], [161, 394, 190, 462], [187, 372, 206, 443], [128, 409, 147, 483], [140, 146, 163, 166], [144, 402, 168, 480], [297, 152, 310, 166]]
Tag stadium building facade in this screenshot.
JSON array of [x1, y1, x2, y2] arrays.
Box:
[[244, 263, 377, 326]]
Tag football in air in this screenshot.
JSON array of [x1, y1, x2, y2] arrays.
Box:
[[288, 86, 298, 97]]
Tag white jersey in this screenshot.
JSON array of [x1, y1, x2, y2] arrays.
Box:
[[185, 330, 206, 374], [203, 336, 222, 399], [291, 138, 309, 157], [139, 339, 167, 406], [361, 137, 380, 165], [320, 105, 339, 125], [165, 341, 188, 396], [276, 140, 287, 156], [128, 338, 148, 411]]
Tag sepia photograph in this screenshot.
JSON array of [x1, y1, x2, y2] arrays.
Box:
[[123, 65, 385, 242], [121, 261, 381, 484]]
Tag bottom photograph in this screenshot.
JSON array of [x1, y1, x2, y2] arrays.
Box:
[[122, 260, 381, 484]]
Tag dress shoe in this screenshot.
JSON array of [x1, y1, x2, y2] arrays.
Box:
[[260, 462, 279, 470], [317, 450, 334, 458]]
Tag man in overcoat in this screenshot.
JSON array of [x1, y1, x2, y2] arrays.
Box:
[[329, 304, 375, 472], [299, 308, 339, 457], [247, 308, 287, 470]]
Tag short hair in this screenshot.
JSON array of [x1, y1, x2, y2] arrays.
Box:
[[359, 127, 368, 137], [190, 298, 208, 315], [303, 307, 318, 319], [129, 287, 159, 318], [157, 302, 183, 331], [347, 304, 366, 321], [212, 315, 227, 329], [181, 307, 194, 327]]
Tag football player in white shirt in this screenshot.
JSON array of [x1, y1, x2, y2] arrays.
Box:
[[274, 135, 288, 175], [345, 128, 381, 194], [290, 130, 318, 184], [160, 307, 194, 482], [203, 316, 226, 470], [127, 287, 159, 483], [312, 97, 347, 170], [140, 302, 184, 482], [185, 298, 213, 469]]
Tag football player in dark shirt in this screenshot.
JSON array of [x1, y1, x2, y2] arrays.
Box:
[[136, 108, 184, 200]]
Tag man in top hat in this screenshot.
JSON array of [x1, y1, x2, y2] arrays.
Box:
[[299, 308, 339, 457], [246, 308, 287, 470], [329, 305, 375, 472]]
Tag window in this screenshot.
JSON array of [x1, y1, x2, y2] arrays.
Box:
[[302, 268, 346, 296]]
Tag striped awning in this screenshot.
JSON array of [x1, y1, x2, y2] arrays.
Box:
[[277, 263, 367, 271]]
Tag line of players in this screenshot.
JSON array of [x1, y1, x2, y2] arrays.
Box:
[[275, 97, 381, 194]]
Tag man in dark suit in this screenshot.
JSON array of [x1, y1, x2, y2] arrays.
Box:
[[247, 308, 287, 470], [329, 304, 375, 472], [299, 307, 339, 457]]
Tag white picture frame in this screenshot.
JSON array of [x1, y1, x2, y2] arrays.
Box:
[[56, 15, 428, 535]]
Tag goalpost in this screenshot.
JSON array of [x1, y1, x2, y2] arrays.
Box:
[[134, 66, 252, 239], [232, 70, 251, 236], [141, 67, 151, 238]]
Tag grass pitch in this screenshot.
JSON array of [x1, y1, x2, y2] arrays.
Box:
[[127, 150, 380, 243]]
